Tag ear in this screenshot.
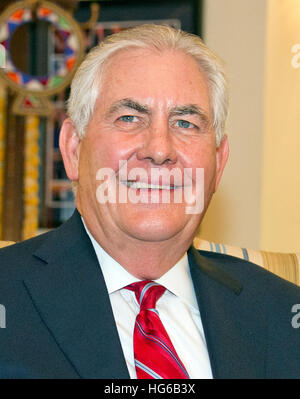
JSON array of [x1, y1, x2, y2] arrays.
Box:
[[59, 118, 81, 181], [214, 134, 229, 192]]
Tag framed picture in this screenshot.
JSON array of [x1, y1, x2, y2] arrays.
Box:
[[75, 0, 202, 51]]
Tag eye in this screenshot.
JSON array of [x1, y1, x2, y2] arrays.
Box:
[[175, 119, 197, 129], [118, 115, 139, 123], [114, 114, 144, 131]]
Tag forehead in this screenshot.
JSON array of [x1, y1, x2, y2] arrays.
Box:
[[98, 47, 211, 113]]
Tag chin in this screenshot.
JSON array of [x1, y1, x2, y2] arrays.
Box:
[[120, 214, 190, 243], [126, 229, 182, 243]]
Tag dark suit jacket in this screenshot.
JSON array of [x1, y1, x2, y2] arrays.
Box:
[[0, 210, 300, 379]]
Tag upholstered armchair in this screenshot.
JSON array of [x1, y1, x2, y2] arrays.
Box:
[[0, 241, 15, 249], [193, 238, 300, 287], [0, 239, 299, 287]]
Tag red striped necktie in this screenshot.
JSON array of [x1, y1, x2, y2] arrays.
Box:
[[126, 280, 190, 379]]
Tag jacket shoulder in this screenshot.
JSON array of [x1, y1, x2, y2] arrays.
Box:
[[197, 248, 300, 300], [0, 230, 55, 280]]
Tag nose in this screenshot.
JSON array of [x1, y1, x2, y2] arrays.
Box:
[[136, 121, 177, 165]]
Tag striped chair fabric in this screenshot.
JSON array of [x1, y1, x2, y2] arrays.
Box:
[[193, 237, 300, 287]]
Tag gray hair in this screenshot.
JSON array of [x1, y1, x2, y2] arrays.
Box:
[[67, 24, 228, 146]]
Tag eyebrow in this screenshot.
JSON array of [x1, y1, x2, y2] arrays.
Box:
[[170, 104, 210, 125], [107, 98, 150, 117]]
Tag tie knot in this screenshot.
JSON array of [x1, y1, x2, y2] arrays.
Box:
[[125, 280, 166, 311]]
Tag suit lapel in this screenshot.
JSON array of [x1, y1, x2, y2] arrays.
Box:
[[23, 210, 130, 379], [188, 247, 266, 379]]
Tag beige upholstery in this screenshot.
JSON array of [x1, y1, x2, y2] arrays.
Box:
[[0, 240, 15, 248], [0, 239, 299, 287], [193, 237, 300, 287]]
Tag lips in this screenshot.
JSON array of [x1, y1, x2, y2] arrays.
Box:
[[121, 181, 181, 190], [116, 165, 193, 191]]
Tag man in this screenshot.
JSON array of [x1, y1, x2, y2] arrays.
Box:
[[0, 24, 299, 379]]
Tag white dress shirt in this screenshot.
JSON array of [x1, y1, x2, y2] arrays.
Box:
[[83, 221, 213, 379]]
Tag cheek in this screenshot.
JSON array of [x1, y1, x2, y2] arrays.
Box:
[[80, 136, 118, 173], [86, 131, 140, 173], [179, 141, 216, 170], [182, 146, 217, 192]]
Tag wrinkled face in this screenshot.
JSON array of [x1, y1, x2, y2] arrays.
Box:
[[62, 48, 228, 245]]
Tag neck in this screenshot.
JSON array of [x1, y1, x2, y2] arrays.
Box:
[[80, 213, 194, 280]]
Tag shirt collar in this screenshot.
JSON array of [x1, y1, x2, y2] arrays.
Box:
[[82, 218, 199, 311]]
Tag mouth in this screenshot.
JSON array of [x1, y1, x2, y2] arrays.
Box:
[[121, 181, 182, 190]]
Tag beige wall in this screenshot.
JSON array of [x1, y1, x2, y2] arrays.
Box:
[[199, 0, 267, 250], [261, 0, 300, 252], [200, 0, 300, 253]]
